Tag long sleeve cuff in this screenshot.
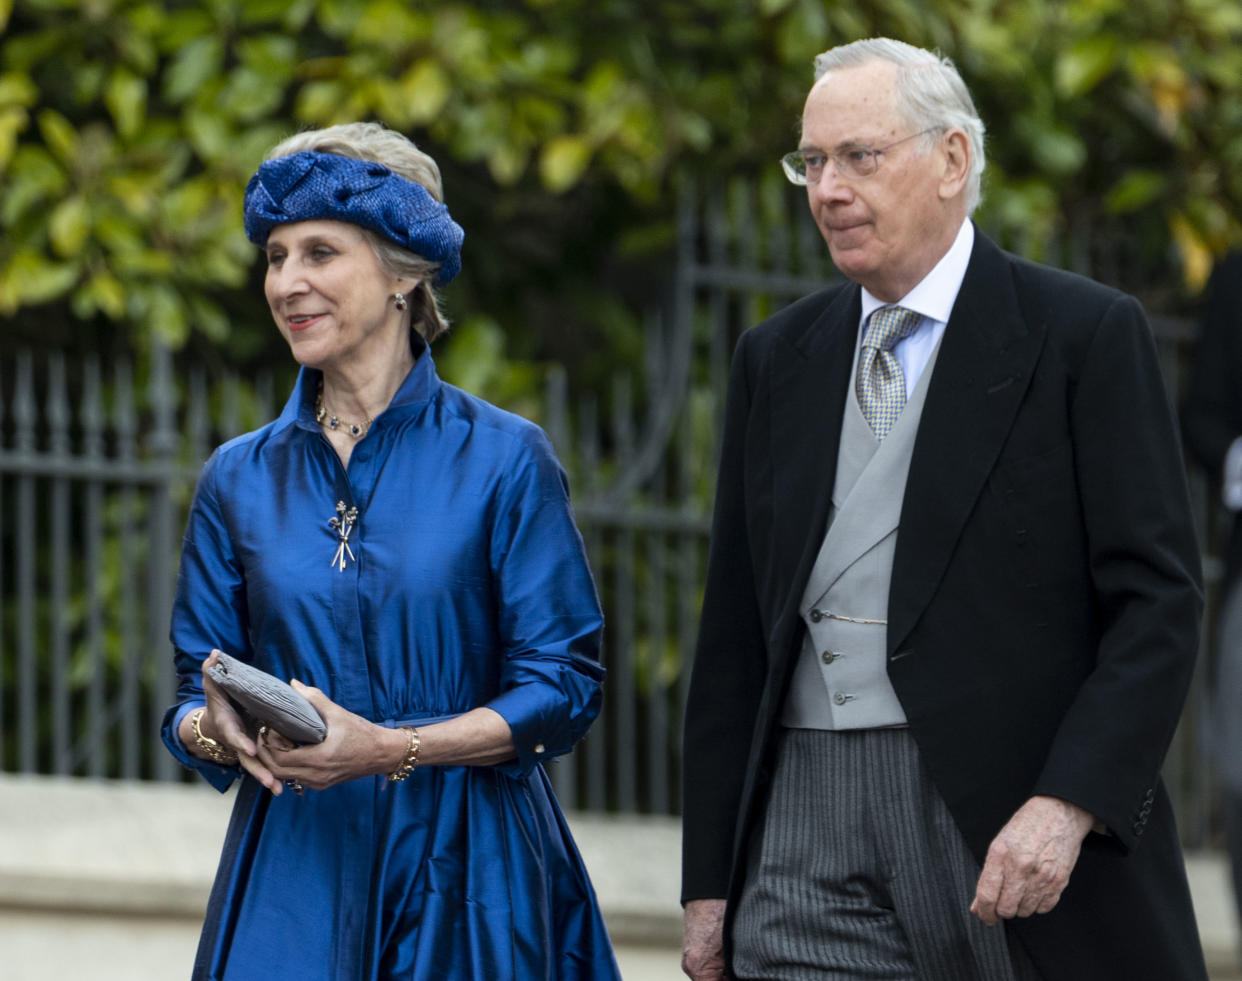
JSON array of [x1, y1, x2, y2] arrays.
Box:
[[160, 702, 239, 793], [487, 683, 573, 780]]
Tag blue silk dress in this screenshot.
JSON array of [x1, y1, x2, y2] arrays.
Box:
[[160, 346, 621, 980]]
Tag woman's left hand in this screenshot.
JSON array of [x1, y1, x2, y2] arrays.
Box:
[[254, 681, 405, 792]]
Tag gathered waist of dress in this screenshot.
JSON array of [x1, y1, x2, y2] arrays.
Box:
[[378, 711, 463, 729]]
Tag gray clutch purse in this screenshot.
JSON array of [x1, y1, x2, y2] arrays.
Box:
[[205, 651, 327, 745]]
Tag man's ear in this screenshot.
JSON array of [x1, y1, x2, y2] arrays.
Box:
[[939, 129, 971, 201]]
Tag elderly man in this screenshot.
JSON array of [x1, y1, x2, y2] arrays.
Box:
[[681, 37, 1206, 981]]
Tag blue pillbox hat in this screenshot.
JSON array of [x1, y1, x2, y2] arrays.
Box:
[[243, 150, 464, 286]]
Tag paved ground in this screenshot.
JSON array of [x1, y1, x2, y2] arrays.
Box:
[[0, 774, 684, 980], [0, 909, 686, 980], [0, 773, 1238, 980]]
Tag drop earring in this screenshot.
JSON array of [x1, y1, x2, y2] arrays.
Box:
[[393, 292, 408, 311]]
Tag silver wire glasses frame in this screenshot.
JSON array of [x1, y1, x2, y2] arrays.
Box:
[[780, 127, 942, 185]]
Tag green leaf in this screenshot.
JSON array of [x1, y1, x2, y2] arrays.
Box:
[[236, 33, 299, 76], [281, 0, 318, 31], [487, 140, 529, 186], [348, 0, 424, 48], [48, 194, 90, 257], [232, 124, 293, 175], [679, 111, 713, 152], [1013, 112, 1088, 176], [0, 72, 38, 107], [7, 251, 79, 306], [775, 0, 830, 67], [1054, 37, 1120, 97], [1197, 0, 1242, 33], [1032, 128, 1087, 176], [114, 20, 158, 75], [0, 106, 28, 168], [163, 35, 223, 105], [81, 271, 126, 319], [295, 80, 348, 124], [161, 179, 212, 233], [237, 0, 296, 26], [158, 8, 218, 50], [37, 109, 79, 165], [218, 65, 287, 123], [318, 0, 366, 37], [94, 212, 147, 259], [539, 134, 591, 192], [110, 246, 173, 276], [400, 60, 452, 126], [2, 145, 67, 224], [3, 27, 64, 72], [436, 315, 506, 394], [1104, 170, 1167, 214], [184, 107, 234, 163], [104, 69, 147, 140], [103, 175, 156, 221]]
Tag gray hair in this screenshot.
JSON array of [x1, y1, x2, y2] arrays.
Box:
[[264, 122, 452, 342], [813, 38, 986, 214]]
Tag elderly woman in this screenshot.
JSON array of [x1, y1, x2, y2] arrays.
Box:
[[160, 122, 621, 980]]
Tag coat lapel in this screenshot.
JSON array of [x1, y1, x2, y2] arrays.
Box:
[[767, 283, 860, 657], [887, 233, 1047, 654]]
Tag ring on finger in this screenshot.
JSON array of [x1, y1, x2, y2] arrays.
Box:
[[284, 778, 304, 795]]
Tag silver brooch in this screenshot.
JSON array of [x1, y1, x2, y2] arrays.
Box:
[[328, 501, 359, 571]]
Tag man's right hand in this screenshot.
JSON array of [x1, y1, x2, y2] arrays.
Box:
[[682, 898, 729, 980]]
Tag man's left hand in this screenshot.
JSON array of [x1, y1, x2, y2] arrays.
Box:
[[970, 794, 1095, 925]]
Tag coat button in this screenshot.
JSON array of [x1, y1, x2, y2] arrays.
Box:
[[821, 650, 838, 665], [810, 609, 824, 623], [833, 692, 851, 706]]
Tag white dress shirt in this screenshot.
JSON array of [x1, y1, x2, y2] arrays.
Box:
[[858, 218, 974, 398]]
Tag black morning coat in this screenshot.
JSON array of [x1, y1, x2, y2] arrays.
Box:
[[682, 228, 1208, 980]]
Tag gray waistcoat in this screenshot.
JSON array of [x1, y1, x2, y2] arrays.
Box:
[[781, 336, 941, 730]]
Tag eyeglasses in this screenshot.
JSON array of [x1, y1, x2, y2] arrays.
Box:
[[780, 128, 941, 185]]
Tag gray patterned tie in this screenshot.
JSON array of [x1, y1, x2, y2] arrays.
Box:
[[857, 306, 923, 441]]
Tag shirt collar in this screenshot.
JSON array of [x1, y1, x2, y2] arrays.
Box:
[[859, 217, 974, 326], [277, 335, 441, 433]]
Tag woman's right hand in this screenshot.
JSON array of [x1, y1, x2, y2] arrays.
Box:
[[182, 650, 287, 796]]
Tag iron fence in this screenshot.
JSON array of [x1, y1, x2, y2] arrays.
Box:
[[0, 181, 1227, 847], [0, 349, 281, 782]]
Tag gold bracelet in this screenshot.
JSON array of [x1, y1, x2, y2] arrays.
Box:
[[190, 707, 238, 766], [387, 725, 420, 782]]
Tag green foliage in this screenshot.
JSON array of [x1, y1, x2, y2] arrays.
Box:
[[434, 314, 545, 423], [1, 0, 1241, 372]]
